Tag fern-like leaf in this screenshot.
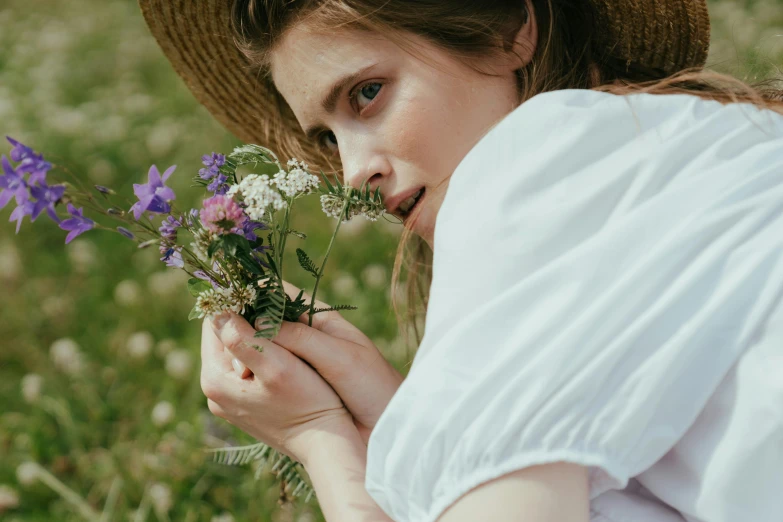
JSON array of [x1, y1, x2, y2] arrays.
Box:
[[206, 442, 316, 502], [296, 248, 319, 277], [313, 304, 357, 313]]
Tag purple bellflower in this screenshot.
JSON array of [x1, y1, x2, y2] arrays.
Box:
[[58, 203, 95, 243], [7, 137, 51, 185], [9, 200, 33, 234], [130, 164, 177, 220], [117, 227, 134, 240], [29, 182, 65, 223], [0, 156, 29, 211]]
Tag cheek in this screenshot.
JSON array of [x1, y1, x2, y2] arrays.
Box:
[[384, 87, 462, 185]]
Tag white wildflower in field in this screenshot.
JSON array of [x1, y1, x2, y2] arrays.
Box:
[[361, 264, 388, 289], [66, 238, 97, 272], [126, 331, 154, 360], [151, 401, 175, 427], [148, 269, 186, 298], [114, 279, 141, 306], [20, 374, 43, 404], [227, 173, 286, 221], [41, 295, 72, 320], [0, 242, 21, 280], [165, 350, 193, 380], [211, 513, 235, 522], [156, 338, 178, 357], [50, 338, 84, 376], [0, 484, 19, 513], [15, 462, 39, 487], [149, 483, 173, 513], [331, 272, 358, 298]]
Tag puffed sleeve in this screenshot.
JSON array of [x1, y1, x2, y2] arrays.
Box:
[[364, 89, 783, 522]]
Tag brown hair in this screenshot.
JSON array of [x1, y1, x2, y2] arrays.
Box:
[[230, 0, 783, 351]]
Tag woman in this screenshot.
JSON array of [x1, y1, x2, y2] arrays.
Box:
[[140, 0, 783, 520]]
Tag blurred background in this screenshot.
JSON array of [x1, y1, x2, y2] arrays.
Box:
[[0, 0, 781, 520]]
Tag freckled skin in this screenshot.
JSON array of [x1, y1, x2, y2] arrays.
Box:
[[271, 12, 536, 247]]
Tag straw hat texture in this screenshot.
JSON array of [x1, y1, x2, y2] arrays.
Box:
[[138, 0, 711, 170]]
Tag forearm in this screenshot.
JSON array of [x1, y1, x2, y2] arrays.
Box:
[[302, 428, 392, 522]]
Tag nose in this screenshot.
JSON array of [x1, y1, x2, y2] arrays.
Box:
[[339, 136, 391, 192]]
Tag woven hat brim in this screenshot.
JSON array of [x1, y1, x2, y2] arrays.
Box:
[[139, 0, 710, 171]]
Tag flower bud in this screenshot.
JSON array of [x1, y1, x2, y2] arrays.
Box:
[[138, 239, 159, 249], [94, 185, 116, 195]]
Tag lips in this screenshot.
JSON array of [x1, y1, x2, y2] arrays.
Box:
[[385, 186, 425, 218]]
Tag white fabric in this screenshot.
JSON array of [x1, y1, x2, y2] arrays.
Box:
[[364, 89, 783, 522]]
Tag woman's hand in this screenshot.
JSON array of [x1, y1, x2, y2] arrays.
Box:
[[269, 282, 404, 446], [200, 313, 357, 463]]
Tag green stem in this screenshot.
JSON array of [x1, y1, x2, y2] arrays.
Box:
[[308, 199, 350, 326]]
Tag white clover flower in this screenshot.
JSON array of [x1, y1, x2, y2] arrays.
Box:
[[20, 374, 43, 404], [191, 228, 215, 263], [149, 482, 172, 513], [15, 462, 39, 487], [223, 284, 257, 315], [50, 338, 84, 376], [361, 264, 388, 289], [0, 484, 20, 513], [194, 288, 233, 319], [126, 331, 154, 360], [229, 173, 286, 221], [151, 401, 175, 427], [211, 513, 236, 522], [114, 279, 142, 307], [165, 350, 193, 380]]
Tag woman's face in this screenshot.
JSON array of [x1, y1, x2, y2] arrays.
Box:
[[270, 17, 535, 247]]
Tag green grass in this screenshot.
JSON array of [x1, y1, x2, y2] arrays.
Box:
[[0, 0, 781, 520]]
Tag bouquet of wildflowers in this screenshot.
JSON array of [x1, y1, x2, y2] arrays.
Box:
[[1, 136, 384, 503]]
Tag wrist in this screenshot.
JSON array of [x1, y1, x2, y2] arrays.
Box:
[[299, 420, 366, 470]]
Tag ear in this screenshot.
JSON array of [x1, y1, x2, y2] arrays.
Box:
[[505, 0, 538, 71]]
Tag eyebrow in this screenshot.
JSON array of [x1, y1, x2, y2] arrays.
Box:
[[303, 62, 379, 140]]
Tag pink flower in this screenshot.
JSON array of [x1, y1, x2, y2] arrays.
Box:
[[199, 195, 247, 234]]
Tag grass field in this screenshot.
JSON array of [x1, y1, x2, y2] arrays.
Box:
[[0, 0, 781, 520]]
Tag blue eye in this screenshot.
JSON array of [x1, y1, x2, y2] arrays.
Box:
[[358, 83, 381, 102], [320, 130, 338, 153]]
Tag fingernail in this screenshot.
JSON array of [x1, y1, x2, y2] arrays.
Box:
[[231, 357, 246, 375]]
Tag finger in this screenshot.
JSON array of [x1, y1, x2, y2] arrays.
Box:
[[207, 398, 227, 419], [273, 320, 366, 376], [230, 357, 254, 379], [210, 312, 280, 375], [201, 318, 233, 373], [281, 280, 363, 340]]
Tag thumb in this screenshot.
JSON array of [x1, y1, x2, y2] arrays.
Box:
[[210, 312, 269, 375]]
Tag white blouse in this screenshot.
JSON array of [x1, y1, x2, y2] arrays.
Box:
[[364, 89, 783, 522]]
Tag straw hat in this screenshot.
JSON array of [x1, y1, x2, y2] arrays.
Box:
[[138, 0, 710, 170]]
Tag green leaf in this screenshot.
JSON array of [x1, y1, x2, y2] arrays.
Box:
[[207, 237, 223, 259], [296, 248, 319, 277], [188, 278, 212, 297], [287, 229, 307, 239], [320, 171, 335, 194], [188, 304, 202, 321], [221, 233, 251, 257]]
